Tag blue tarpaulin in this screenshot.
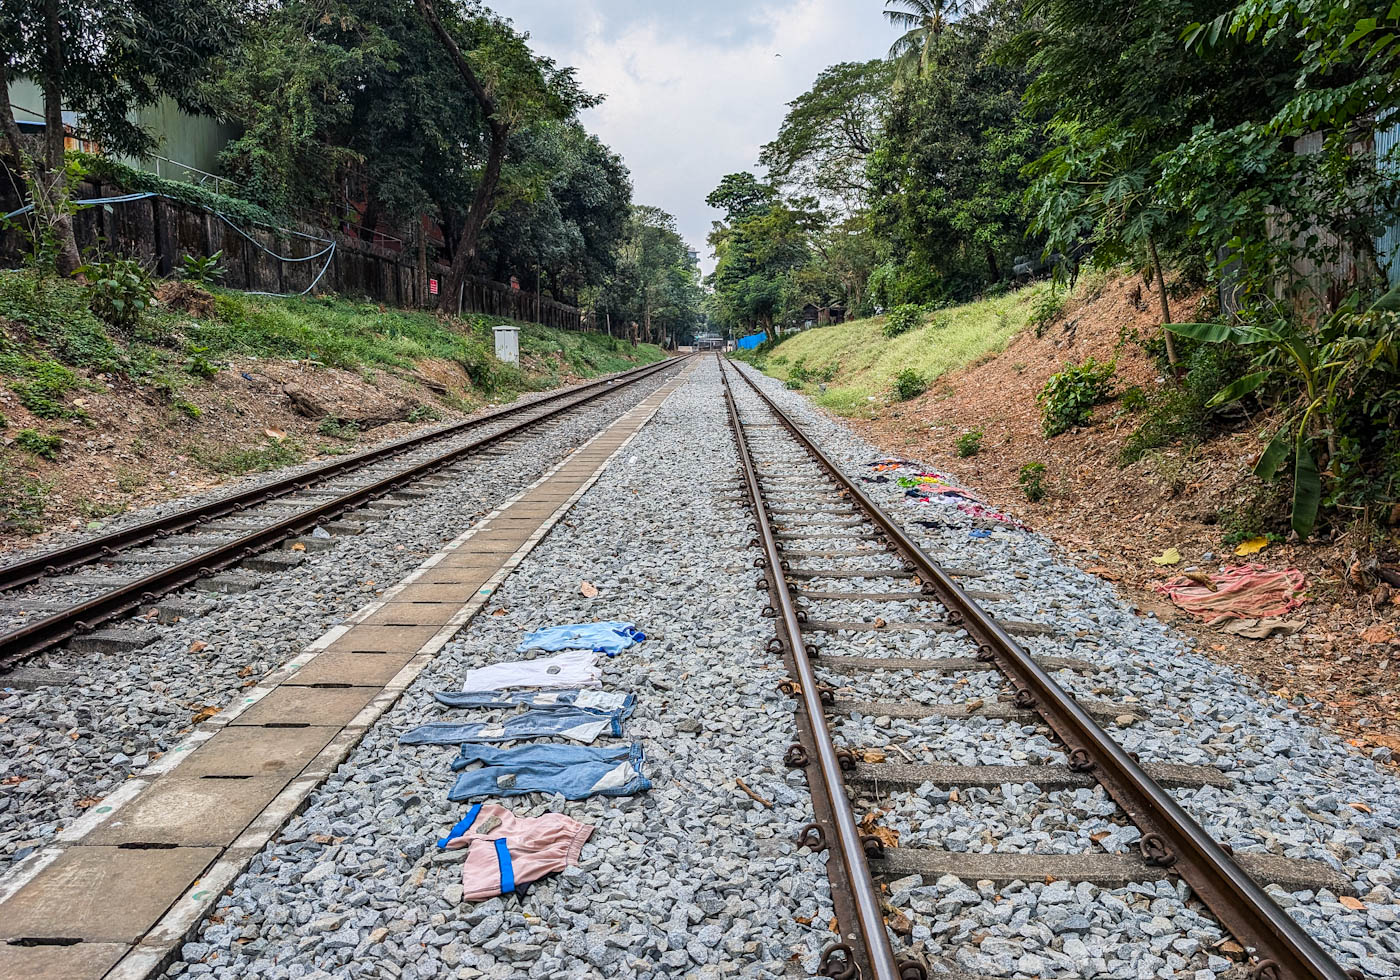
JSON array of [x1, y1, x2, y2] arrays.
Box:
[[736, 332, 767, 350]]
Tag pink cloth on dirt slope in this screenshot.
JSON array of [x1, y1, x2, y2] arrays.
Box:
[[443, 803, 594, 900], [1156, 563, 1306, 623]]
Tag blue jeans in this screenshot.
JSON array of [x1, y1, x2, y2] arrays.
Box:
[[432, 689, 635, 717], [399, 706, 629, 745], [447, 743, 651, 801], [515, 621, 646, 657]]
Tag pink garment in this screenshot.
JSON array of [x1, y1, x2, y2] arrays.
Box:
[[444, 803, 594, 900], [1156, 563, 1307, 623]]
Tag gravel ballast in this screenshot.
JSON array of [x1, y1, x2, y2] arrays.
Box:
[[12, 353, 1400, 978], [728, 360, 1400, 977], [160, 357, 838, 979], [0, 366, 681, 871]]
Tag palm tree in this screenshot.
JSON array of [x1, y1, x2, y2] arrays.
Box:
[[884, 0, 960, 76]]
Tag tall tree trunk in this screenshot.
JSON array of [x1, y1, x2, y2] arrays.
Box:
[[1147, 236, 1179, 369], [40, 0, 80, 276], [0, 61, 29, 167], [436, 121, 505, 311], [359, 196, 380, 242], [414, 0, 509, 312]]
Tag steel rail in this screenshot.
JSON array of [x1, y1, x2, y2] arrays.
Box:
[[0, 357, 679, 594], [726, 359, 1353, 980], [720, 360, 920, 980], [0, 355, 690, 669]]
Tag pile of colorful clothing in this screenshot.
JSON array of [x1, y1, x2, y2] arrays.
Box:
[[402, 620, 652, 901], [863, 458, 1024, 527]]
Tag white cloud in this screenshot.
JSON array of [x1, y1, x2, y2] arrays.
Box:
[[506, 0, 892, 275]]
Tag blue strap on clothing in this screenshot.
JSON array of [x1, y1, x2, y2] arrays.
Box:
[[494, 838, 515, 894], [436, 803, 482, 849]]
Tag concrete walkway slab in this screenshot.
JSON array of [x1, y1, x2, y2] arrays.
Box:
[[0, 846, 219, 943], [0, 940, 127, 980], [85, 776, 291, 847]]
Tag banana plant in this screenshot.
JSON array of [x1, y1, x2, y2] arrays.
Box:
[[1167, 286, 1400, 538]]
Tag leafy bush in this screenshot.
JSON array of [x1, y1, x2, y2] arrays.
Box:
[[1166, 293, 1400, 537], [407, 403, 442, 423], [882, 304, 926, 338], [787, 357, 812, 383], [181, 250, 226, 285], [1029, 292, 1065, 337], [815, 361, 839, 383], [892, 368, 928, 401], [172, 398, 201, 420], [185, 348, 219, 379], [1119, 385, 1149, 413], [1039, 357, 1115, 436], [785, 377, 804, 390], [1119, 343, 1243, 465], [1018, 462, 1047, 502], [318, 417, 359, 440], [79, 255, 156, 333], [15, 428, 61, 459], [956, 429, 984, 457]]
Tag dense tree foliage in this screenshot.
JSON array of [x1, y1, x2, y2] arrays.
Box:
[[181, 0, 695, 322], [705, 172, 831, 334], [758, 60, 891, 210], [722, 0, 1400, 533], [0, 0, 238, 273], [594, 205, 703, 347], [869, 0, 1043, 303]]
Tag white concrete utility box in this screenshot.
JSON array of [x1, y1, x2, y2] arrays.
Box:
[[493, 325, 520, 366]]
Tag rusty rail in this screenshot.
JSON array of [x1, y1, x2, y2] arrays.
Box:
[[0, 357, 679, 595], [721, 361, 924, 980], [0, 355, 690, 668], [722, 358, 1352, 980]]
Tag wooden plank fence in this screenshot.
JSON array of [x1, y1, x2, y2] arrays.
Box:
[[0, 175, 585, 330]]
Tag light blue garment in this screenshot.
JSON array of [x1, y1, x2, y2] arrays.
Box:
[[399, 705, 629, 745], [447, 742, 651, 801], [432, 689, 635, 717], [515, 621, 646, 657]]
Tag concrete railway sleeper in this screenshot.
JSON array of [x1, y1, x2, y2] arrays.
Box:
[[719, 357, 1354, 980], [0, 355, 691, 668]]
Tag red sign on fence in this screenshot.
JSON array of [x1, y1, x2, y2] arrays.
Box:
[[428, 278, 439, 295]]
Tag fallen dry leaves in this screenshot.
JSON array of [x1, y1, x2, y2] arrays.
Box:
[[842, 273, 1400, 762]]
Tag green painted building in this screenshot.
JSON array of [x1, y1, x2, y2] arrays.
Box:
[[7, 78, 238, 186]]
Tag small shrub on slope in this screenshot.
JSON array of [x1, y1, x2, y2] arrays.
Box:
[[1039, 357, 1115, 436]]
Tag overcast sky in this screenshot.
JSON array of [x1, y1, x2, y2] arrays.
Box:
[[503, 1, 894, 275]]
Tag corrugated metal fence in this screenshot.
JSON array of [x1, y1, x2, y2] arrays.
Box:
[[1376, 116, 1400, 289]]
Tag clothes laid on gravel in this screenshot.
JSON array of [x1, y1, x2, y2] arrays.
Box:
[[0, 371, 678, 872], [730, 362, 1400, 977], [441, 803, 595, 901], [515, 621, 647, 656], [161, 358, 839, 980]]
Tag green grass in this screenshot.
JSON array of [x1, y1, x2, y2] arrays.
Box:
[[185, 436, 303, 475], [0, 269, 666, 416], [743, 285, 1047, 416], [178, 292, 664, 398]]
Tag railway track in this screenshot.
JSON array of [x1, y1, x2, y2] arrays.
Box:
[[0, 354, 689, 668], [719, 358, 1353, 980]]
